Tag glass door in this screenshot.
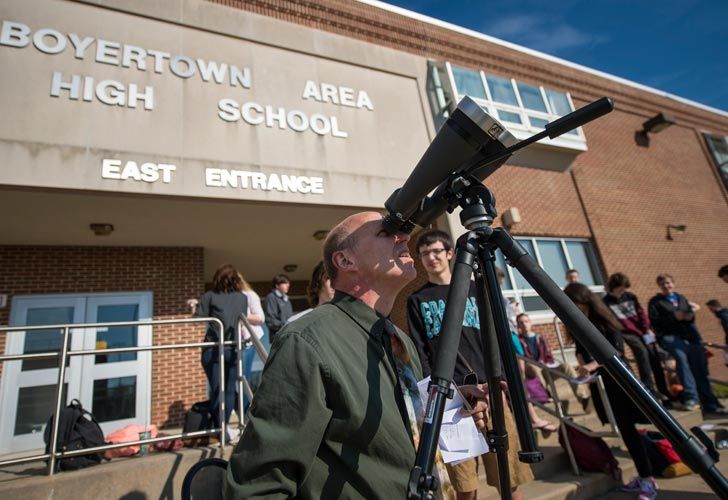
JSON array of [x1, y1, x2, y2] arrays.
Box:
[[80, 294, 152, 435], [0, 296, 85, 453], [0, 293, 152, 454]]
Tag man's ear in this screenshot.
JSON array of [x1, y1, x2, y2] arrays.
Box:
[[446, 249, 454, 261], [332, 250, 356, 273]]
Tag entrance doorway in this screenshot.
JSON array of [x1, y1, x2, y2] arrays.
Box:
[[0, 292, 152, 454]]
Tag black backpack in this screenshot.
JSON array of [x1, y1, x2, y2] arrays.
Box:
[[44, 399, 106, 471], [183, 400, 214, 446]]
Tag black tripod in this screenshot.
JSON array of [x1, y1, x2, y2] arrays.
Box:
[[408, 184, 543, 500], [408, 181, 728, 499]]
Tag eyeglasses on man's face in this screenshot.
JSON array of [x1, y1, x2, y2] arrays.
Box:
[[419, 248, 447, 259]]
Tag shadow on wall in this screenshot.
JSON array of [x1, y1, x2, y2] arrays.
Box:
[[162, 400, 187, 429]]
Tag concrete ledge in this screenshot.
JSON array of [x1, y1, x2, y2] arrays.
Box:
[[0, 445, 224, 500]]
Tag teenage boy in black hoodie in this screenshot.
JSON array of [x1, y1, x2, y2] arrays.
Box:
[[407, 229, 532, 500], [648, 273, 723, 414]]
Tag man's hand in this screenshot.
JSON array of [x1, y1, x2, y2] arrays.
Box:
[[458, 384, 489, 430], [186, 298, 198, 314]]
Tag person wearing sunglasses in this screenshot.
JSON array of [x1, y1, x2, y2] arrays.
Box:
[[407, 229, 533, 500]]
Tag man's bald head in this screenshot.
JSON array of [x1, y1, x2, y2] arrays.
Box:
[[323, 212, 379, 286]]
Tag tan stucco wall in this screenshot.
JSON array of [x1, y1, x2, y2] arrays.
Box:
[[0, 0, 434, 207]]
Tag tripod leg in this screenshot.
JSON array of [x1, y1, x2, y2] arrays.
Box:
[[479, 252, 542, 463], [491, 227, 728, 498], [409, 233, 479, 499], [473, 266, 512, 499]]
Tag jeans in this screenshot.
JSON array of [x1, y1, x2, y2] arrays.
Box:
[[660, 335, 719, 411], [201, 347, 238, 427], [242, 345, 257, 412], [622, 333, 655, 393]]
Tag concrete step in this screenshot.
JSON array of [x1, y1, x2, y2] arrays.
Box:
[[0, 444, 227, 500], [0, 403, 723, 500], [476, 402, 726, 499]]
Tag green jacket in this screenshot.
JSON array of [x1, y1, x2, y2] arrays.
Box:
[[226, 292, 423, 499]]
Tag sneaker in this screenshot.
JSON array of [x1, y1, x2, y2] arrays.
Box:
[[638, 477, 658, 500], [684, 400, 700, 411], [621, 476, 641, 493]]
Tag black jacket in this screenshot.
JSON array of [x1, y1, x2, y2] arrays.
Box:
[[264, 290, 293, 335], [196, 290, 248, 344], [648, 292, 700, 343]]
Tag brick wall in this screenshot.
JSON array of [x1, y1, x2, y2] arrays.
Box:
[[209, 0, 728, 136], [0, 246, 206, 428], [208, 0, 728, 380]]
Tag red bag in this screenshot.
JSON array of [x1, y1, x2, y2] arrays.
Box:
[[104, 424, 158, 459], [559, 423, 621, 480], [640, 430, 681, 464]]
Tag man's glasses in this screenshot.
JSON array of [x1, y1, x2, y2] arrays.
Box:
[[419, 248, 447, 258]]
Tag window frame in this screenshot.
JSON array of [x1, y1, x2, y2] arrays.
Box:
[[498, 236, 604, 323], [445, 62, 586, 141], [704, 133, 728, 191]]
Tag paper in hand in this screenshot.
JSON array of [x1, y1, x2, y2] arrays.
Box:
[[417, 377, 489, 463]]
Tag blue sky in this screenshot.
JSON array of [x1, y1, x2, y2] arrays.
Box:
[[383, 0, 728, 112]]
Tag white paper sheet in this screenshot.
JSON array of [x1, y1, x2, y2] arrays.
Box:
[[417, 377, 489, 463]]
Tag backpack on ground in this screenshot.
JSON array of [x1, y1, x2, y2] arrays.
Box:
[[44, 399, 106, 471], [639, 429, 692, 477], [183, 400, 214, 446], [558, 423, 621, 481]]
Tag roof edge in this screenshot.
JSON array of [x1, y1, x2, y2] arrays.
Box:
[[356, 0, 728, 121]]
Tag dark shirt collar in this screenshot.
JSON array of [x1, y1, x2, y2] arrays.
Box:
[[331, 291, 388, 340]]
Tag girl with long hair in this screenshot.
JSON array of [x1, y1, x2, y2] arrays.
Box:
[[564, 283, 658, 500], [195, 264, 248, 429]]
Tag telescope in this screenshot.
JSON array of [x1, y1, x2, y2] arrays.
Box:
[[382, 95, 613, 234], [394, 97, 728, 500]]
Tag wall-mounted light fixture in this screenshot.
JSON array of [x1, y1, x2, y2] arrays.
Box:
[[501, 207, 521, 230], [90, 223, 114, 236], [666, 224, 686, 240], [312, 230, 329, 241], [283, 264, 298, 273], [642, 113, 676, 136], [636, 113, 676, 147]]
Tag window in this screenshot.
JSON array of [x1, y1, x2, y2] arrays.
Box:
[[495, 237, 603, 318], [486, 75, 519, 106], [705, 134, 728, 191], [517, 82, 548, 112], [451, 66, 487, 100], [445, 63, 583, 141]]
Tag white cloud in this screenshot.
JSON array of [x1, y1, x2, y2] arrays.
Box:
[[481, 14, 608, 54]]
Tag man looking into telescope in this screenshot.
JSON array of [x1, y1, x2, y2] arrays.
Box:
[[407, 229, 532, 500], [225, 211, 488, 499]]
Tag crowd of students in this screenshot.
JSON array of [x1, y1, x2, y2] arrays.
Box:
[[192, 232, 728, 500]]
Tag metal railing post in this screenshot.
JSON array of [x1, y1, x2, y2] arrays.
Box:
[[553, 317, 569, 368], [218, 323, 226, 451], [595, 374, 621, 437], [47, 326, 70, 475], [236, 320, 245, 428]]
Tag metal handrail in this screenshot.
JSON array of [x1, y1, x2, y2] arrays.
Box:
[[0, 315, 268, 475], [518, 354, 620, 476], [552, 316, 571, 368]]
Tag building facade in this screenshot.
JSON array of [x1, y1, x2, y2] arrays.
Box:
[[1, 0, 727, 455]]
